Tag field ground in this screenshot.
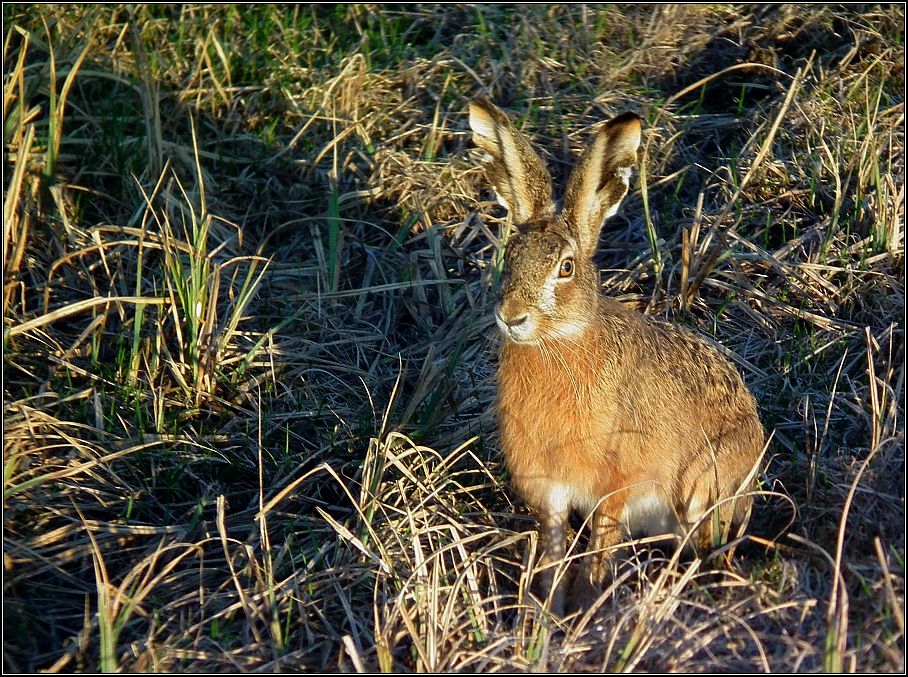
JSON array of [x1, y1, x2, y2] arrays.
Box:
[[3, 4, 905, 672]]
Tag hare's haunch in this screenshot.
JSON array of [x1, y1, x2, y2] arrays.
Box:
[[469, 98, 764, 615]]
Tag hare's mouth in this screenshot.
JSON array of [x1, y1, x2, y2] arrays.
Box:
[[494, 305, 538, 344]]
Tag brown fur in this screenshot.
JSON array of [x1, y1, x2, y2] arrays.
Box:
[[468, 98, 764, 614]]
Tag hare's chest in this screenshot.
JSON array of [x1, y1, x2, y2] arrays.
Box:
[[498, 364, 588, 442], [497, 345, 619, 436], [497, 363, 608, 483]]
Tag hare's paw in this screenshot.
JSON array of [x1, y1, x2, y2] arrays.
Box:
[[566, 556, 616, 614]]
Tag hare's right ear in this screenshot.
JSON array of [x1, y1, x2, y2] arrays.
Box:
[[561, 112, 641, 258], [468, 98, 554, 225]]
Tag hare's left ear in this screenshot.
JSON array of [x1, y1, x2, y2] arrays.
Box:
[[561, 112, 641, 258]]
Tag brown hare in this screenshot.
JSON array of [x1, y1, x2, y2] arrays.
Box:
[[468, 98, 764, 615]]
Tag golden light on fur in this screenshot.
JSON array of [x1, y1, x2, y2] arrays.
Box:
[[470, 98, 765, 615]]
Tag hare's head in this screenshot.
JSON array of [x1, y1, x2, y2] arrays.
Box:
[[469, 98, 641, 345]]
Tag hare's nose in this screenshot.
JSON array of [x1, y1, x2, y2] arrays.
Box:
[[506, 313, 529, 328], [496, 306, 528, 327]]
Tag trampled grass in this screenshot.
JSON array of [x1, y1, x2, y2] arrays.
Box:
[[3, 4, 904, 672]]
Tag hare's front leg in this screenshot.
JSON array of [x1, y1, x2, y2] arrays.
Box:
[[570, 500, 625, 608], [536, 503, 569, 616], [587, 502, 625, 584]]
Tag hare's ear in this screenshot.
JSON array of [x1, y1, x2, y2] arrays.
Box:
[[562, 112, 641, 257], [468, 98, 554, 225]]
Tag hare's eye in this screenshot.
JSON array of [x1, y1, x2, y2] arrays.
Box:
[[558, 258, 574, 278]]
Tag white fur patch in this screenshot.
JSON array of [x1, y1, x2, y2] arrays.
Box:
[[621, 491, 678, 537], [549, 319, 587, 339], [599, 166, 633, 221], [603, 199, 623, 221], [469, 112, 495, 140], [616, 165, 632, 185], [687, 496, 706, 523], [547, 483, 572, 515], [586, 189, 601, 224], [539, 275, 557, 313], [547, 483, 595, 517]]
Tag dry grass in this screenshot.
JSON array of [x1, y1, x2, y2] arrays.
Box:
[[3, 4, 904, 672]]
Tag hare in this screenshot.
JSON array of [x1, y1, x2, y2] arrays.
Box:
[[468, 98, 764, 615]]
